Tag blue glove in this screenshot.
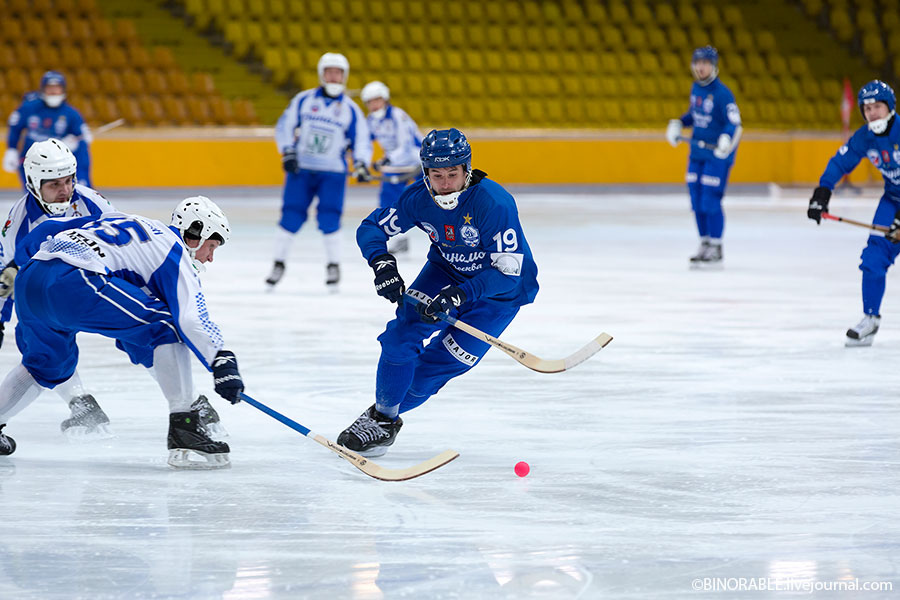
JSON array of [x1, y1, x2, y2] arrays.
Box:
[[212, 350, 243, 404], [417, 286, 466, 323]]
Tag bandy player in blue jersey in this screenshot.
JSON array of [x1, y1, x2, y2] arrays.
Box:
[[338, 128, 539, 457], [666, 46, 742, 269], [807, 80, 900, 347]]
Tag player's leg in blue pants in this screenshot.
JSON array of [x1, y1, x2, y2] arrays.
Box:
[[312, 171, 347, 235], [279, 170, 317, 234], [697, 159, 732, 242], [373, 262, 519, 418], [686, 159, 707, 239], [859, 196, 900, 316], [14, 259, 181, 388], [379, 180, 408, 209]]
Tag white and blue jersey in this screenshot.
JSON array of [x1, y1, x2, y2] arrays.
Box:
[[16, 213, 225, 370], [0, 184, 115, 322], [275, 88, 372, 173], [819, 121, 900, 198], [358, 172, 539, 306], [6, 97, 92, 185], [680, 77, 741, 163], [367, 104, 422, 170]]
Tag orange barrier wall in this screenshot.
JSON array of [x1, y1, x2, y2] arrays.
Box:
[[0, 129, 880, 188]]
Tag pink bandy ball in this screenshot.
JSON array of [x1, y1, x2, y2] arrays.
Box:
[[514, 461, 530, 477]]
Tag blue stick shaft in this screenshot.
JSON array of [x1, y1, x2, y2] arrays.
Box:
[[240, 392, 312, 436]]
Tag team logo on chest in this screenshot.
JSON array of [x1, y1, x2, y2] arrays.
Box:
[[703, 96, 714, 113], [460, 212, 479, 247], [421, 222, 439, 242], [444, 225, 455, 240], [868, 149, 881, 167], [894, 145, 900, 164]]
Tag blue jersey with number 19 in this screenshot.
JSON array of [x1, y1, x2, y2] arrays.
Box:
[[19, 213, 225, 368], [357, 173, 539, 306]]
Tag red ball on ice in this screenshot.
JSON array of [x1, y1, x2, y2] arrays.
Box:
[[514, 461, 530, 477]]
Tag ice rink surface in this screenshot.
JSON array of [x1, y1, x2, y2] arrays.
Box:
[[0, 184, 897, 599]]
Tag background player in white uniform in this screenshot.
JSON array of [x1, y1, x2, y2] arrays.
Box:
[[268, 52, 373, 290], [360, 80, 423, 254], [0, 197, 244, 468]]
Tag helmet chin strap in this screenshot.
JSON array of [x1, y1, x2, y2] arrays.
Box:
[[868, 111, 896, 134], [428, 169, 472, 210]]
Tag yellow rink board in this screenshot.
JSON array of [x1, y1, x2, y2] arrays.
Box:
[[0, 130, 881, 188]]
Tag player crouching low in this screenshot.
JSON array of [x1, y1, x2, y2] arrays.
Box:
[[338, 128, 539, 457], [0, 197, 244, 469]]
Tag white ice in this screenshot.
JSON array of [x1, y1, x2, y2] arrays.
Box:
[[0, 186, 897, 599]]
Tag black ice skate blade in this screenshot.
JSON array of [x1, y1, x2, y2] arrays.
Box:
[[167, 449, 231, 470]]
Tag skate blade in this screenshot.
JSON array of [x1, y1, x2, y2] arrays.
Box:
[[203, 421, 230, 439], [167, 449, 231, 470], [689, 262, 724, 271], [845, 336, 875, 347], [354, 445, 390, 458], [63, 424, 115, 442], [326, 284, 340, 294]]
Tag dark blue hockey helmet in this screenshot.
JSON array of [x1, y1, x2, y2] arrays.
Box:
[[40, 70, 66, 91], [857, 80, 896, 116], [691, 46, 719, 66], [420, 128, 472, 171]]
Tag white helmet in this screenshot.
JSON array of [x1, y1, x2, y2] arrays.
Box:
[[24, 138, 77, 215], [317, 52, 349, 97], [361, 80, 390, 103], [171, 196, 231, 255]]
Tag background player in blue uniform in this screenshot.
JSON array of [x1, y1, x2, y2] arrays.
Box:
[[339, 128, 539, 457], [360, 80, 423, 254], [666, 46, 742, 268], [807, 80, 900, 347], [268, 52, 373, 290], [0, 197, 245, 468], [2, 71, 93, 189]]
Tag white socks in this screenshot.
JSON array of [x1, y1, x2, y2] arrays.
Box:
[[151, 344, 195, 413], [0, 364, 44, 423]]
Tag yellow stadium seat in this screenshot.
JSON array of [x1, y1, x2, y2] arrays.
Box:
[[580, 26, 601, 49], [656, 4, 676, 23], [562, 98, 585, 124], [798, 77, 821, 98], [126, 45, 152, 70], [755, 31, 777, 53], [16, 46, 38, 69], [596, 53, 615, 73], [484, 3, 505, 23], [582, 76, 602, 97], [522, 51, 541, 72], [99, 69, 123, 94], [710, 29, 733, 53], [140, 96, 166, 126], [463, 74, 486, 97], [560, 52, 580, 73], [121, 68, 143, 92], [153, 47, 177, 69], [608, 2, 630, 24], [722, 6, 743, 28], [264, 23, 285, 48], [503, 100, 526, 125], [144, 69, 168, 95], [686, 26, 709, 48], [522, 0, 542, 24], [60, 46, 85, 70], [699, 5, 721, 29], [659, 51, 683, 74], [779, 76, 802, 99], [306, 23, 326, 47], [116, 97, 144, 127], [585, 3, 607, 23], [541, 1, 563, 24], [676, 2, 699, 23], [765, 53, 788, 76], [542, 52, 561, 72], [666, 26, 689, 50], [484, 51, 504, 72], [745, 54, 766, 75], [543, 28, 563, 50], [599, 26, 624, 49], [623, 26, 648, 49], [561, 77, 581, 95], [724, 53, 746, 75], [559, 26, 581, 51], [656, 75, 680, 98], [463, 51, 484, 72], [346, 23, 365, 46], [733, 30, 754, 54], [94, 96, 119, 124], [862, 36, 885, 67], [562, 2, 584, 23], [637, 51, 661, 73], [618, 52, 638, 73], [644, 26, 667, 51]]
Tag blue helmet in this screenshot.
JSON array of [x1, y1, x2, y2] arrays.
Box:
[[691, 46, 719, 66], [857, 80, 896, 117], [420, 128, 472, 171], [40, 70, 66, 91]]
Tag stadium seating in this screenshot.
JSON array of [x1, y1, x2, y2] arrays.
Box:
[[0, 0, 258, 126], [171, 0, 891, 130]]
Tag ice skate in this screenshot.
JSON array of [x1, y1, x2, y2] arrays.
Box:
[[61, 394, 113, 440], [167, 411, 230, 469], [845, 314, 880, 347], [690, 242, 723, 270], [326, 262, 340, 292], [191, 394, 228, 438], [387, 237, 409, 254], [337, 404, 403, 458], [688, 239, 709, 266], [265, 260, 285, 287], [0, 424, 16, 456]]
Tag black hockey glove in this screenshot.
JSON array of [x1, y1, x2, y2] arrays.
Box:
[[373, 157, 390, 172], [888, 210, 900, 243], [807, 186, 831, 224], [418, 286, 467, 323], [370, 253, 405, 304], [0, 322, 4, 349], [212, 350, 244, 404], [282, 148, 299, 173], [352, 160, 372, 182]]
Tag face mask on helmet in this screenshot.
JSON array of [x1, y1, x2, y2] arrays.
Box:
[[858, 80, 897, 134], [42, 94, 66, 108], [867, 109, 896, 134], [23, 139, 77, 215], [420, 129, 473, 210], [318, 53, 349, 97]]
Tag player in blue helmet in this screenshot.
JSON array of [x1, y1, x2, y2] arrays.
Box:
[[339, 128, 540, 457], [3, 71, 93, 189], [807, 79, 900, 346], [666, 45, 742, 269]]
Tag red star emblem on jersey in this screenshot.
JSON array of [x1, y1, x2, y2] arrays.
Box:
[[444, 225, 455, 240]]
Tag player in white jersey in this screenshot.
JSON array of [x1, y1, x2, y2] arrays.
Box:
[[0, 140, 226, 439], [360, 80, 423, 254], [0, 197, 245, 469], [268, 52, 373, 290]]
